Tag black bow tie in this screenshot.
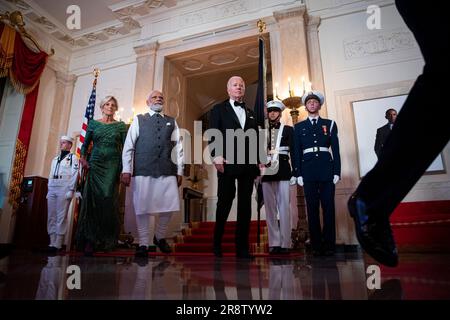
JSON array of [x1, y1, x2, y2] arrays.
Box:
[[234, 101, 245, 108]]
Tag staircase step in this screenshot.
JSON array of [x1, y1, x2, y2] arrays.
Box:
[[189, 227, 266, 235], [181, 234, 265, 243], [174, 243, 268, 253], [192, 221, 267, 228]]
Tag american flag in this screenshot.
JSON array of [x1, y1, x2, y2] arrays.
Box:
[[76, 82, 96, 157]]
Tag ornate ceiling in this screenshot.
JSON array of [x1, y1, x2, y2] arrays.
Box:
[[1, 0, 179, 49]]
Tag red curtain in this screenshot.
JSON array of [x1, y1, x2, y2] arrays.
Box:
[[1, 21, 48, 94], [1, 21, 48, 209]]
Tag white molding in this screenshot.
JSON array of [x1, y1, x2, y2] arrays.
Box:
[[306, 0, 394, 20]]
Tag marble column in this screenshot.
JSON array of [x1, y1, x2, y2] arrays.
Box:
[[306, 14, 328, 116], [272, 6, 309, 102], [44, 71, 77, 170], [272, 6, 310, 249], [133, 42, 159, 112]]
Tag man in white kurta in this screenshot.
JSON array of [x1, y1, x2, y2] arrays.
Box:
[[47, 135, 79, 253], [122, 90, 183, 257]]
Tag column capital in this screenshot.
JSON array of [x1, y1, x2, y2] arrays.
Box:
[[273, 6, 306, 23], [306, 15, 321, 29], [55, 71, 77, 86], [134, 42, 159, 59]]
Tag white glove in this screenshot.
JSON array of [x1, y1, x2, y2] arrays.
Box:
[[333, 175, 340, 184], [75, 192, 82, 199], [65, 191, 74, 200], [297, 176, 304, 187], [289, 176, 297, 185]]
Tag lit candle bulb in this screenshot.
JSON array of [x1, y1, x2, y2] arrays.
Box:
[[288, 77, 292, 96], [302, 76, 306, 95]]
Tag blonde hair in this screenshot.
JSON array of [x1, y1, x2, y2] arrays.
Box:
[[99, 96, 119, 111]]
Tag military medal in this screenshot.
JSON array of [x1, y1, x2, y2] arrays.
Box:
[[322, 125, 328, 135]]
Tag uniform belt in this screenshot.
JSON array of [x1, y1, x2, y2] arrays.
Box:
[[51, 175, 71, 180], [268, 150, 289, 155], [303, 147, 329, 154], [268, 147, 289, 155]]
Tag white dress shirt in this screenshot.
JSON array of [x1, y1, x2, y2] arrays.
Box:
[[308, 115, 319, 125], [229, 99, 246, 129]]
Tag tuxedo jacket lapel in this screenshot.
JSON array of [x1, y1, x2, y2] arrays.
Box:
[[225, 101, 243, 129]]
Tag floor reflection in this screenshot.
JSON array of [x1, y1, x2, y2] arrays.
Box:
[[0, 252, 449, 300]]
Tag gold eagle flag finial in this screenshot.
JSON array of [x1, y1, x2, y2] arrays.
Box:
[[257, 19, 266, 34]]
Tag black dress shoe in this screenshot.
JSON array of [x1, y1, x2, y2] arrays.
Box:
[[348, 194, 398, 267], [135, 245, 148, 258], [83, 242, 94, 257], [46, 246, 58, 255], [279, 248, 291, 255], [153, 236, 172, 254], [269, 247, 281, 255], [213, 247, 223, 257], [236, 251, 255, 259]]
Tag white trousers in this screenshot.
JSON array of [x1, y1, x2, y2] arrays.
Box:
[[136, 212, 173, 246], [47, 185, 71, 245], [35, 256, 62, 300], [262, 180, 292, 248], [269, 264, 296, 299]]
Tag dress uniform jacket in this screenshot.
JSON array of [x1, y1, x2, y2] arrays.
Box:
[[48, 152, 79, 190], [262, 124, 294, 182], [293, 117, 341, 182]]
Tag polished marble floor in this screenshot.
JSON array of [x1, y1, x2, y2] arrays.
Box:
[[1, 250, 449, 300]]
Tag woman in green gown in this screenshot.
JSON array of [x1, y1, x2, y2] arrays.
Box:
[[76, 96, 128, 255]]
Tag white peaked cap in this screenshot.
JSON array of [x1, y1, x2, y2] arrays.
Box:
[[266, 100, 285, 111], [60, 135, 74, 143], [302, 90, 325, 106]]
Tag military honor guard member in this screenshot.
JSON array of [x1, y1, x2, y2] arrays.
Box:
[[261, 100, 296, 254], [46, 135, 79, 253], [293, 91, 341, 256]]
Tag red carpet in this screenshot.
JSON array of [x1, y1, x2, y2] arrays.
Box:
[[391, 200, 450, 251], [174, 221, 269, 254]]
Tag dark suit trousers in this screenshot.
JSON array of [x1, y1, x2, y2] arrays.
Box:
[[304, 181, 336, 251], [214, 174, 254, 254], [356, 0, 450, 218]]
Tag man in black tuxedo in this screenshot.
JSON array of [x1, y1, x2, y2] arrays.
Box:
[[374, 108, 397, 158], [348, 0, 450, 267], [208, 76, 260, 259]]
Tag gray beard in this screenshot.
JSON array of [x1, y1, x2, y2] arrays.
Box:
[[150, 104, 163, 112]]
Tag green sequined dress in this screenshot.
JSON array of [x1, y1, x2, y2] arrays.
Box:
[[76, 120, 128, 252]]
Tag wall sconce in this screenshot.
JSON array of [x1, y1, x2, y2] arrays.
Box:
[[275, 76, 312, 124]]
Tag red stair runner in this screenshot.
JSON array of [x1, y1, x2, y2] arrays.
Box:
[[174, 220, 268, 253]]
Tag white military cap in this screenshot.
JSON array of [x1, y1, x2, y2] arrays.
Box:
[[266, 100, 285, 111], [60, 135, 74, 143], [302, 90, 325, 106]]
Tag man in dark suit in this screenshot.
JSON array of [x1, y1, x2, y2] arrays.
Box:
[[374, 108, 397, 158], [293, 91, 341, 256], [208, 76, 260, 259], [348, 0, 450, 267]]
